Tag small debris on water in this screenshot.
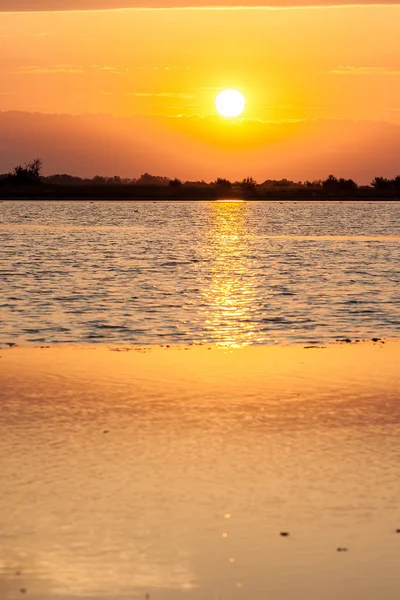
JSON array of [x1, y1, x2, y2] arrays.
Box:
[[396, 528, 400, 533], [280, 532, 290, 537], [20, 589, 26, 594], [109, 347, 131, 352], [336, 547, 348, 552], [304, 346, 326, 349], [103, 430, 109, 434], [372, 338, 381, 342]]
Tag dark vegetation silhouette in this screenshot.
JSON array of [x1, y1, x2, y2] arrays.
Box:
[[214, 178, 232, 189], [322, 174, 357, 192], [169, 178, 182, 187], [371, 176, 400, 191], [1, 160, 400, 200], [6, 158, 43, 185], [240, 177, 258, 192]]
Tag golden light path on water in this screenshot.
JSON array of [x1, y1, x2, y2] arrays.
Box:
[[204, 200, 266, 348], [1, 200, 400, 346]]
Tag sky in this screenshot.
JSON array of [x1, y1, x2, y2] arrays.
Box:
[[1, 0, 400, 7], [1, 2, 400, 181]]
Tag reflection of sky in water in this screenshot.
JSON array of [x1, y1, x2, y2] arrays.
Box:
[[1, 345, 400, 599], [0, 547, 195, 598]]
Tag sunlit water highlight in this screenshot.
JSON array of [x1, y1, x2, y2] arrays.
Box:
[[0, 200, 399, 345]]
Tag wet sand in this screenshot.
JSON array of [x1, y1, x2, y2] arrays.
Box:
[[1, 342, 400, 600]]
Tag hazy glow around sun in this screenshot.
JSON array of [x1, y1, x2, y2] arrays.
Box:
[[215, 89, 245, 118]]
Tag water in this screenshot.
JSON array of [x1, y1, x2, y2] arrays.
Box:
[[1, 345, 400, 600], [0, 200, 400, 346], [1, 199, 400, 600]]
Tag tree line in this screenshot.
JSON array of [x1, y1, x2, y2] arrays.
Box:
[[2, 159, 400, 197]]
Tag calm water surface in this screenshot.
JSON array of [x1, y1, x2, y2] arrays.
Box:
[[1, 345, 400, 600], [1, 200, 399, 345]]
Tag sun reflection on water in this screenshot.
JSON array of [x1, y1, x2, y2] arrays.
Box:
[[214, 199, 245, 203], [204, 201, 265, 347]]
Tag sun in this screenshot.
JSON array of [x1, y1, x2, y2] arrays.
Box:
[[215, 89, 245, 118]]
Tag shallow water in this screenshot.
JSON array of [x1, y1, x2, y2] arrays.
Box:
[[0, 200, 400, 345], [1, 344, 400, 600]]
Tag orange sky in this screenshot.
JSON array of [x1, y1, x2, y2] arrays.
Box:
[[1, 5, 400, 181]]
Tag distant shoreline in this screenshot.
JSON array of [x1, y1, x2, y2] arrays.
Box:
[[2, 195, 400, 202], [3, 199, 400, 203], [2, 184, 400, 201]]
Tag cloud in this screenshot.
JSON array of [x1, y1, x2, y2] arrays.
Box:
[[1, 0, 400, 10], [125, 92, 193, 98], [17, 65, 85, 74], [331, 65, 400, 75], [15, 64, 124, 75]]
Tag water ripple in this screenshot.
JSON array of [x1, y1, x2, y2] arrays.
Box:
[[0, 200, 399, 345]]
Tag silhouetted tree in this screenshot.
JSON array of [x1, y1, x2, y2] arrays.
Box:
[[239, 176, 257, 189], [92, 175, 106, 184], [106, 176, 122, 185], [27, 158, 42, 180], [8, 158, 43, 184], [338, 177, 357, 191], [393, 175, 400, 188], [322, 174, 339, 189], [371, 176, 388, 189], [322, 175, 357, 192], [136, 173, 170, 186], [46, 174, 83, 185], [183, 180, 208, 187], [260, 178, 296, 188], [214, 177, 232, 188], [169, 178, 182, 187]]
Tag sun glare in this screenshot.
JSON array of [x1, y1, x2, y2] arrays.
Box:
[[215, 89, 245, 118]]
